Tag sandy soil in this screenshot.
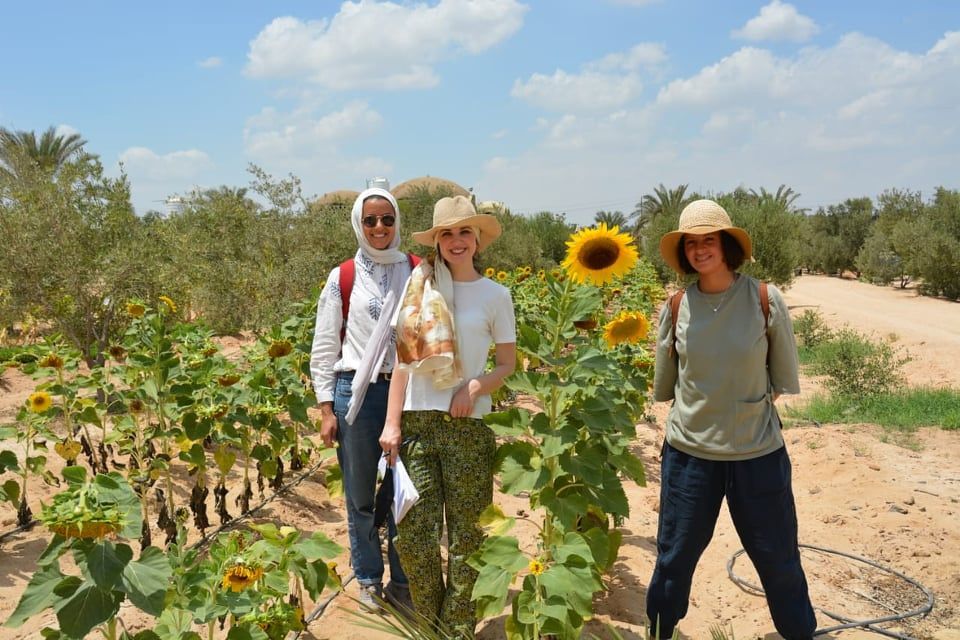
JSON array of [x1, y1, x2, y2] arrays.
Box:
[[1, 274, 958, 640]]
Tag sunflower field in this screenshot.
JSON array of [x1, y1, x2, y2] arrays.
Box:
[[0, 223, 664, 639]]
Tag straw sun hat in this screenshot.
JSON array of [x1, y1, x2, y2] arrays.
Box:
[[658, 199, 753, 274], [412, 195, 502, 252]]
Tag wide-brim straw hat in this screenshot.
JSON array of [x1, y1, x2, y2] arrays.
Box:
[[659, 199, 753, 274], [412, 195, 502, 252]]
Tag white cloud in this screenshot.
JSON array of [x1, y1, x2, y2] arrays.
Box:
[[245, 0, 528, 90], [591, 43, 667, 72], [55, 124, 81, 139], [607, 0, 661, 6], [243, 100, 383, 160], [511, 42, 665, 113], [732, 0, 819, 43], [480, 30, 960, 225], [512, 71, 642, 112], [198, 56, 223, 69], [491, 129, 508, 139], [119, 147, 213, 181]]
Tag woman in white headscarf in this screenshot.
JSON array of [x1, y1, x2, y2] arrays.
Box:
[[309, 187, 417, 613]]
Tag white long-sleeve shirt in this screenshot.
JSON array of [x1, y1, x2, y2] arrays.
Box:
[[309, 254, 412, 404]]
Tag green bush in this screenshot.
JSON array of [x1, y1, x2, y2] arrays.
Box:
[[792, 309, 834, 348], [807, 328, 908, 397]]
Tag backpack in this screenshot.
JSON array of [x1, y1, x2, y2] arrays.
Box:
[[668, 281, 769, 359], [338, 254, 421, 341]]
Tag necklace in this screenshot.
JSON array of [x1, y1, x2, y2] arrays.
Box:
[[704, 276, 736, 313]]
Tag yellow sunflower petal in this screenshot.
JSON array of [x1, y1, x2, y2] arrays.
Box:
[[562, 223, 638, 286], [603, 311, 650, 348]]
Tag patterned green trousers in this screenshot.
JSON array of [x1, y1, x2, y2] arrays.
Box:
[[395, 410, 496, 639]]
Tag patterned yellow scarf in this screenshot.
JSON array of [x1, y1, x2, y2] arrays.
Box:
[[395, 260, 462, 389]]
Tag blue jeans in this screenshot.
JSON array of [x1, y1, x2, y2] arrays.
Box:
[[646, 443, 816, 640], [334, 372, 407, 587]]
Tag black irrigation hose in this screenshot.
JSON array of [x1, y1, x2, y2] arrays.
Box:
[[0, 519, 37, 544], [727, 543, 935, 640]]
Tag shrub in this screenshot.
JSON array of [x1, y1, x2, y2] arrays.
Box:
[[808, 328, 909, 397], [793, 309, 833, 348]]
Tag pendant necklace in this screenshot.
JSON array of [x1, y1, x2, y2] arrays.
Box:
[[707, 276, 736, 313]]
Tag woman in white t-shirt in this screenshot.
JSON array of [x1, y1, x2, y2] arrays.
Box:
[[380, 196, 516, 638]]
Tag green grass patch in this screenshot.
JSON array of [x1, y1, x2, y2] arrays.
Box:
[[786, 387, 960, 431]]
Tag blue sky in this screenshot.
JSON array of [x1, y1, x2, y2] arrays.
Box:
[[3, 0, 958, 225]]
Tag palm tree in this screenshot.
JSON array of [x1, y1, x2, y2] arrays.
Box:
[[0, 126, 87, 179], [630, 183, 694, 235], [593, 210, 629, 230], [750, 184, 800, 211]]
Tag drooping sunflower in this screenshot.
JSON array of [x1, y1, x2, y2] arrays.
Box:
[[126, 302, 146, 318], [158, 295, 178, 314], [267, 339, 293, 359], [39, 353, 64, 369], [562, 223, 638, 286], [217, 374, 241, 387], [108, 345, 127, 361], [528, 559, 546, 576], [222, 562, 264, 592], [603, 311, 650, 348], [28, 391, 53, 414]]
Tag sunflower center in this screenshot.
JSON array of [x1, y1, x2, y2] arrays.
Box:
[[578, 239, 620, 271]]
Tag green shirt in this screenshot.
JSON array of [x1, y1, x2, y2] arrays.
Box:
[[653, 274, 800, 461]]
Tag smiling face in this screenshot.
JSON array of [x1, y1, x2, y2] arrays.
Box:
[[683, 231, 728, 277], [361, 197, 397, 250], [437, 225, 478, 268]]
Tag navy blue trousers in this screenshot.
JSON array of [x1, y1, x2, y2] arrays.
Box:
[[646, 443, 816, 639]]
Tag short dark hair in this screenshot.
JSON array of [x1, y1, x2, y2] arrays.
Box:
[[676, 230, 746, 274]]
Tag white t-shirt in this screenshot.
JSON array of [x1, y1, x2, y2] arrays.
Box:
[[403, 277, 516, 418]]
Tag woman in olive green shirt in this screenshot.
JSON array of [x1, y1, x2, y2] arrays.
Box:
[[646, 200, 816, 640]]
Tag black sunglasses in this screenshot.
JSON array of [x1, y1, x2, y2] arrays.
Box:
[[361, 214, 396, 228]]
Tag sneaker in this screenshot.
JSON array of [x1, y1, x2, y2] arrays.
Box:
[[358, 583, 383, 613], [383, 580, 415, 616]]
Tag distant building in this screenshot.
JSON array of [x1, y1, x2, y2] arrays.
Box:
[[164, 196, 185, 217]]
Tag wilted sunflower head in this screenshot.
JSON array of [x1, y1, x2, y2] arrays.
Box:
[[108, 345, 127, 361], [125, 302, 146, 318], [128, 398, 145, 414], [603, 311, 650, 348], [562, 223, 638, 286], [267, 340, 293, 359], [28, 391, 53, 414], [218, 374, 241, 387], [39, 353, 64, 369], [222, 563, 264, 592], [158, 295, 177, 314], [49, 520, 122, 540]]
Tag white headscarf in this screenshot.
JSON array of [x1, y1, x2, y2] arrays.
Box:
[[346, 188, 409, 424]]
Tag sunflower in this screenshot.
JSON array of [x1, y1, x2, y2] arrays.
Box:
[[108, 345, 127, 361], [158, 295, 177, 313], [562, 223, 638, 286], [528, 559, 546, 576], [126, 302, 145, 318], [217, 374, 241, 387], [39, 353, 64, 369], [28, 391, 53, 414], [496, 271, 508, 282], [267, 340, 293, 359], [128, 398, 145, 414], [222, 563, 264, 592], [603, 311, 650, 348], [484, 267, 496, 277], [49, 520, 122, 539]]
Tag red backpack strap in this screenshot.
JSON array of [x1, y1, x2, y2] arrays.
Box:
[[668, 289, 685, 358], [340, 255, 419, 342], [338, 258, 355, 343]]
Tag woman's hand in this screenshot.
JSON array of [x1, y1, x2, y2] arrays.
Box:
[[379, 421, 402, 467], [449, 378, 481, 418], [319, 402, 337, 448]]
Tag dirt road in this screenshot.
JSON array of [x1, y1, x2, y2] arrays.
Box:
[[781, 274, 960, 388]]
